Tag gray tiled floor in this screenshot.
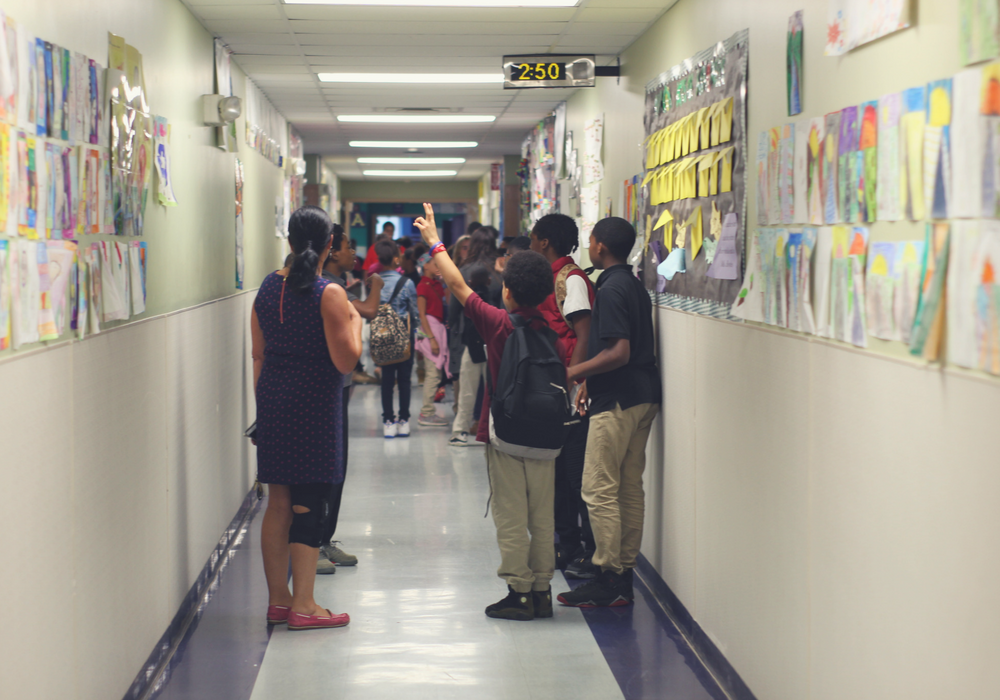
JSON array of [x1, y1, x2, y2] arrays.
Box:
[[249, 385, 625, 700]]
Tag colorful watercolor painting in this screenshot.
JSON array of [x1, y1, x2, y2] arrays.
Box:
[[909, 223, 950, 359], [807, 117, 825, 225], [788, 11, 804, 116], [895, 240, 925, 344], [839, 106, 859, 223], [960, 0, 1000, 67], [877, 93, 903, 221], [901, 86, 926, 221], [824, 111, 841, 224], [826, 0, 911, 56], [865, 241, 897, 340], [830, 225, 868, 347], [859, 101, 878, 222], [925, 78, 952, 220]]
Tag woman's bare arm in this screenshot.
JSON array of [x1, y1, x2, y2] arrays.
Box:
[[321, 283, 363, 374]]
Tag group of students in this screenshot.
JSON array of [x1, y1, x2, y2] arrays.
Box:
[[251, 202, 660, 631], [405, 204, 662, 619]]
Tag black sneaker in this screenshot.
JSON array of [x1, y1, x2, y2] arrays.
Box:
[[554, 543, 569, 571], [557, 571, 633, 608], [532, 588, 553, 618], [485, 586, 535, 621], [564, 552, 600, 580]]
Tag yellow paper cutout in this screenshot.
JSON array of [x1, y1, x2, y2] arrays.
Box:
[[697, 155, 712, 197], [929, 87, 951, 127], [675, 221, 687, 250], [684, 205, 703, 259], [699, 107, 711, 150], [709, 201, 722, 240], [720, 146, 735, 193], [707, 151, 722, 195], [719, 96, 734, 143], [654, 208, 674, 231], [709, 101, 722, 147], [642, 168, 657, 187]]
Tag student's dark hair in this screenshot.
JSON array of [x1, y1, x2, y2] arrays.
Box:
[[287, 206, 333, 294], [532, 214, 579, 257], [467, 220, 483, 235], [464, 230, 498, 267], [469, 266, 492, 291], [375, 238, 400, 267], [397, 236, 413, 250], [382, 221, 395, 232], [475, 225, 500, 242], [507, 236, 532, 254], [502, 251, 554, 308], [592, 216, 636, 261]]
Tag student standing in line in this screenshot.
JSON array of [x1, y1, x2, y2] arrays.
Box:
[[495, 235, 531, 273], [557, 217, 661, 609], [416, 252, 451, 426], [314, 224, 383, 574], [363, 222, 395, 272], [529, 215, 598, 577], [376, 239, 419, 438], [415, 203, 560, 621], [251, 206, 362, 630], [448, 231, 502, 446]]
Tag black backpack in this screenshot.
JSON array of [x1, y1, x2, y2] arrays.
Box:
[[487, 314, 575, 460]]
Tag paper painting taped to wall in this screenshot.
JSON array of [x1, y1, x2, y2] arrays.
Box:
[[787, 11, 804, 117], [0, 240, 9, 350], [909, 223, 950, 359], [109, 33, 152, 237], [235, 158, 244, 290], [641, 30, 748, 316], [153, 116, 177, 206], [826, 0, 911, 56], [960, 0, 1000, 67], [829, 225, 868, 347], [129, 241, 146, 316]]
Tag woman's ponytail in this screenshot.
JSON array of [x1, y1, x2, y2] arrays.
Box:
[[286, 206, 333, 294]]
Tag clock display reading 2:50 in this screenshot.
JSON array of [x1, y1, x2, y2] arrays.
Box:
[[511, 62, 566, 82]]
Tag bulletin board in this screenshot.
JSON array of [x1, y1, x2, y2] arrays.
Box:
[[640, 29, 749, 318]]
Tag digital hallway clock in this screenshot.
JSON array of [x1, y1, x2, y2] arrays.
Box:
[[502, 55, 597, 89]]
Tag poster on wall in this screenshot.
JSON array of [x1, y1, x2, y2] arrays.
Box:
[[153, 116, 177, 206], [787, 11, 804, 116], [235, 158, 244, 290], [640, 29, 749, 318], [108, 33, 152, 237], [960, 0, 1000, 66]]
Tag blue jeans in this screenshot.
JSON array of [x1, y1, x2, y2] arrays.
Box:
[[381, 353, 414, 423]]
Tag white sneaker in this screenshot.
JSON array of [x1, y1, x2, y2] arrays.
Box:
[[449, 431, 471, 447], [396, 419, 410, 437], [384, 420, 398, 438]]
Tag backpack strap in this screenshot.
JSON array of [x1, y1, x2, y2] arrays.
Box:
[[387, 276, 408, 304], [555, 263, 583, 328]]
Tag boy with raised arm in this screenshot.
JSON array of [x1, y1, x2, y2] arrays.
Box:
[[557, 217, 661, 609], [415, 203, 560, 621]]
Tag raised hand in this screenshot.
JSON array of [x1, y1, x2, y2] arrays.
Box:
[[413, 202, 440, 246]]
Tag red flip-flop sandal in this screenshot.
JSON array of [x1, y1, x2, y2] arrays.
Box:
[[288, 608, 350, 630]]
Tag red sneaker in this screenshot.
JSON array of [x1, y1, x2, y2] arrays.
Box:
[[266, 605, 290, 625], [434, 387, 446, 403], [288, 608, 350, 630]]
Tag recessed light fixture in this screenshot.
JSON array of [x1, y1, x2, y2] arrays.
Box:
[[363, 170, 458, 177], [337, 115, 495, 124], [319, 73, 504, 84], [289, 1, 577, 6], [349, 141, 478, 148], [357, 157, 466, 164]]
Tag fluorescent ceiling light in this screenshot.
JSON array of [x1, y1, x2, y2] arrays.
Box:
[[288, 1, 577, 6], [364, 170, 458, 177], [319, 73, 504, 84], [350, 141, 477, 148], [358, 157, 466, 164], [337, 115, 495, 124]]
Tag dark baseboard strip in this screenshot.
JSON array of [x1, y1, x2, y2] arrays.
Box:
[[634, 553, 759, 700], [123, 489, 264, 700]]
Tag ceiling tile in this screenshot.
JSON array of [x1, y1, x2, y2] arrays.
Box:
[[287, 20, 566, 35], [572, 7, 663, 23], [193, 5, 282, 20], [294, 33, 556, 47], [281, 6, 575, 22]]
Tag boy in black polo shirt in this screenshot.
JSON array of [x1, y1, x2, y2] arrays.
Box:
[[557, 217, 661, 608]]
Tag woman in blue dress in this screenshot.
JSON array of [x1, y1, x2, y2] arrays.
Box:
[[251, 206, 362, 630]]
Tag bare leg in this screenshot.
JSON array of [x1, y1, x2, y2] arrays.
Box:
[[290, 537, 325, 616], [261, 485, 293, 608]]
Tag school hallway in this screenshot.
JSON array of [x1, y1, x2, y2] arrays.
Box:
[[152, 385, 721, 700]]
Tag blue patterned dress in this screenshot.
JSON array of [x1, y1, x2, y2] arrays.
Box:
[[254, 272, 344, 485]]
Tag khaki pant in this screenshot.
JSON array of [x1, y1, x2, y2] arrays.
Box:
[[582, 402, 660, 575], [452, 348, 486, 435], [419, 354, 442, 416], [487, 445, 555, 593]]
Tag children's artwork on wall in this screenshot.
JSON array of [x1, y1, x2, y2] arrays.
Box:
[[859, 101, 878, 222], [806, 117, 825, 224], [838, 106, 859, 223], [235, 158, 244, 290], [829, 225, 868, 347], [641, 30, 748, 316], [901, 86, 926, 220], [730, 227, 765, 322], [925, 79, 952, 220], [756, 130, 768, 226], [109, 33, 152, 237], [825, 0, 910, 56], [793, 119, 809, 222], [952, 67, 983, 219], [153, 116, 177, 206], [11, 239, 39, 347], [46, 240, 75, 335], [823, 111, 841, 223], [0, 240, 9, 350], [785, 227, 816, 334], [129, 241, 146, 316], [779, 124, 795, 223], [98, 240, 128, 322], [960, 0, 1000, 67], [865, 241, 897, 340], [85, 245, 101, 335], [813, 226, 834, 337], [583, 115, 604, 184], [787, 11, 803, 116], [768, 127, 781, 224], [894, 239, 924, 344], [909, 223, 950, 358], [876, 93, 902, 221]]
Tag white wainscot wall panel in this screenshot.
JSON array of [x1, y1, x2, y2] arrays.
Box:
[[0, 346, 77, 700], [72, 320, 170, 700]]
